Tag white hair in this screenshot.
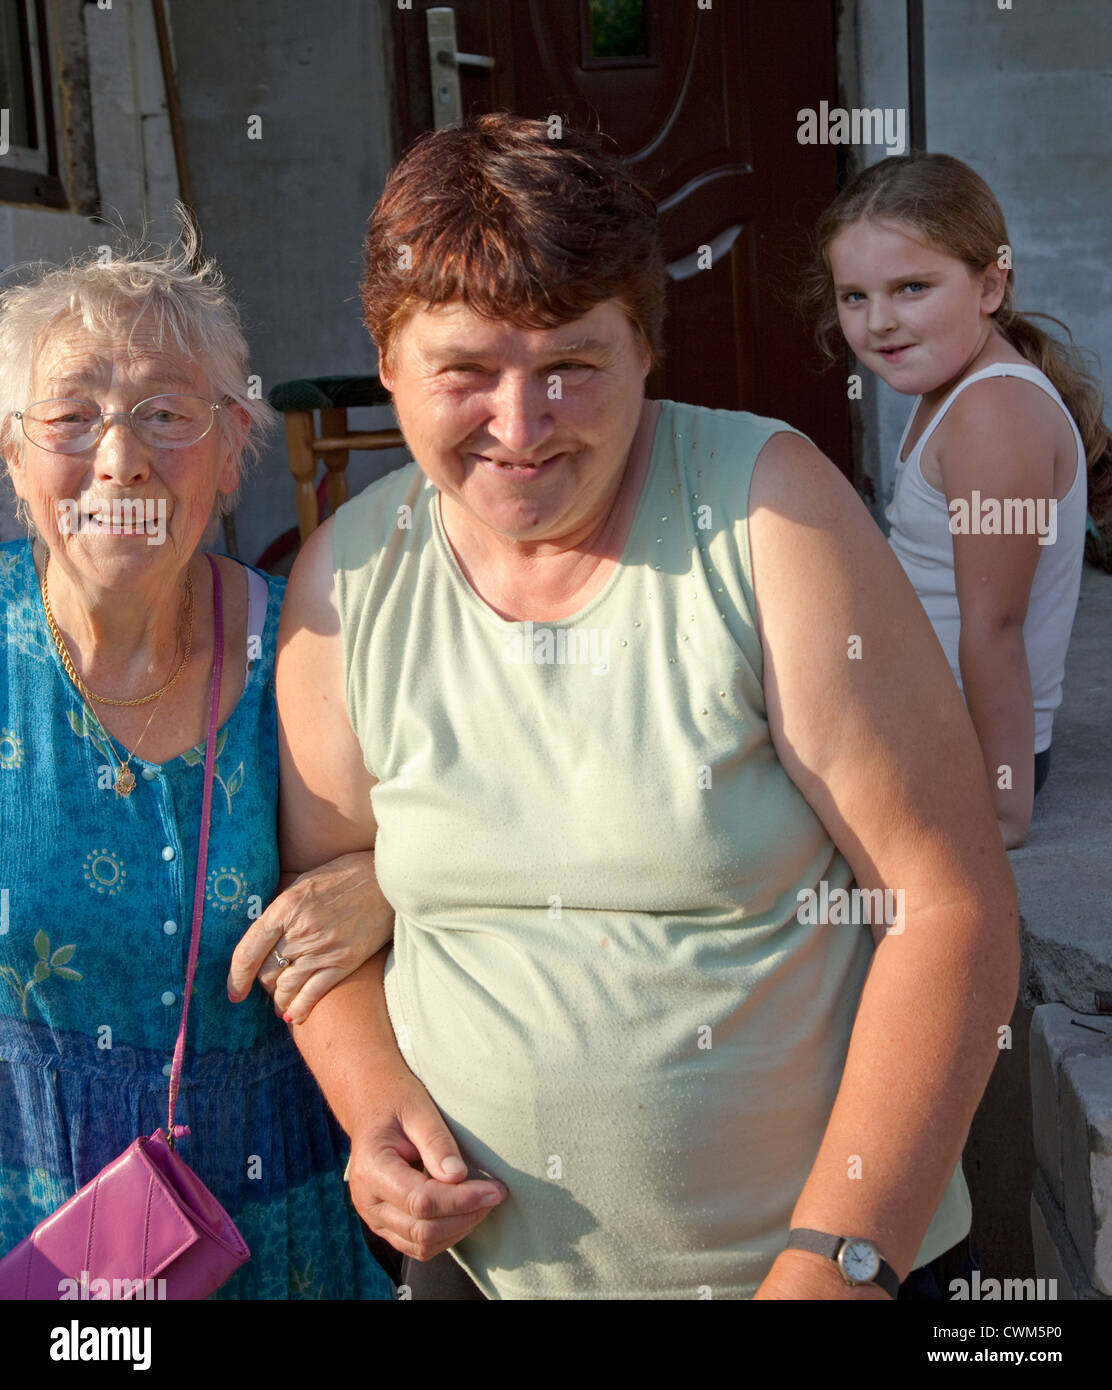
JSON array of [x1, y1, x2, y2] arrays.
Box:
[[0, 209, 276, 530]]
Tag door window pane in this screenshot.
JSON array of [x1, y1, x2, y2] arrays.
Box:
[[0, 0, 35, 147], [589, 0, 648, 60]]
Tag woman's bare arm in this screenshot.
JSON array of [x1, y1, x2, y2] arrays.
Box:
[[227, 515, 396, 1018], [747, 432, 1019, 1299], [269, 516, 506, 1255]]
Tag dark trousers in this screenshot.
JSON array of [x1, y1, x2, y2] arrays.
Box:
[[362, 1227, 486, 1300], [897, 1233, 979, 1301], [1034, 745, 1051, 797], [364, 1225, 978, 1301]]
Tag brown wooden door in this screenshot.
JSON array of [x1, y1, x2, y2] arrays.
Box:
[[393, 0, 851, 476]]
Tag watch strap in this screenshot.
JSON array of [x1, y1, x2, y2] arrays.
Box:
[[786, 1227, 901, 1299]]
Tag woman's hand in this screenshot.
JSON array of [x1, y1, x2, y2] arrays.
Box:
[[349, 1063, 508, 1263], [227, 851, 395, 1023], [753, 1250, 891, 1300]]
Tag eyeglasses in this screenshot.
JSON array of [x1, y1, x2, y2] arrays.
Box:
[[12, 395, 222, 454]]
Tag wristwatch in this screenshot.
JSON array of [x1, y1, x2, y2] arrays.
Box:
[[786, 1227, 900, 1298]]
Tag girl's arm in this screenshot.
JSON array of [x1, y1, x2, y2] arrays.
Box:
[[747, 432, 1018, 1298], [958, 626, 1034, 848], [936, 378, 1062, 848]]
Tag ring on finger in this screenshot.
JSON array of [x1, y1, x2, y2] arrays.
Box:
[[274, 951, 292, 970]]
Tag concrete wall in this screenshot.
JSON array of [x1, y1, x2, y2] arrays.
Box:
[[168, 0, 403, 564], [0, 0, 402, 563], [82, 0, 178, 241], [855, 0, 1112, 513], [1030, 1002, 1112, 1299]]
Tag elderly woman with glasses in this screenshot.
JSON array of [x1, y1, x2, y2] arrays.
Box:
[[0, 232, 393, 1299], [232, 114, 1020, 1301]]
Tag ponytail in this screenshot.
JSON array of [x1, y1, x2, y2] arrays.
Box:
[[995, 307, 1112, 570]]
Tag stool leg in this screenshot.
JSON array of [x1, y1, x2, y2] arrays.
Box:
[[285, 410, 319, 542], [320, 407, 350, 519]]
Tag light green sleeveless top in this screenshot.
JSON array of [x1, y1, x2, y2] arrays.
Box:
[[333, 400, 970, 1299]]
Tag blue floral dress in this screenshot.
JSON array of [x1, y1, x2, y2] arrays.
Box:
[[0, 539, 390, 1300]]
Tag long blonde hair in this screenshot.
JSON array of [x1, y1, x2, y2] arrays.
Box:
[[802, 154, 1112, 568]]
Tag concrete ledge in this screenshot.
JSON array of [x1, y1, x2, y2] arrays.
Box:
[[1061, 1048, 1112, 1294], [1029, 1003, 1112, 1210], [1011, 570, 1112, 1301], [1031, 1167, 1109, 1301], [1011, 565, 1112, 1013]]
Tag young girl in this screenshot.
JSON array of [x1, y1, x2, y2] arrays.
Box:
[[806, 153, 1112, 849]]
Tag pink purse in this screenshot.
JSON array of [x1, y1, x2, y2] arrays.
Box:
[[0, 557, 250, 1300]]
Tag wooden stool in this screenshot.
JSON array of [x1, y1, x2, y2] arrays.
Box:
[[267, 375, 404, 542]]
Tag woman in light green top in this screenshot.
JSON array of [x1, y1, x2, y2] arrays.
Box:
[[244, 114, 1018, 1299]]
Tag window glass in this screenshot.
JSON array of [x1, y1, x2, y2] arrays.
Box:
[[588, 0, 648, 60], [0, 0, 35, 147]]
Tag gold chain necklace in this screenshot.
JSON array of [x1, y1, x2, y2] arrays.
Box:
[[88, 688, 165, 797], [41, 552, 194, 706], [40, 551, 195, 797]]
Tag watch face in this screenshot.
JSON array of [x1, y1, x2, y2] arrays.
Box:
[[840, 1239, 881, 1284]]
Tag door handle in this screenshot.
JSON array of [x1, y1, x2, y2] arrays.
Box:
[[426, 7, 495, 130], [437, 50, 495, 70]]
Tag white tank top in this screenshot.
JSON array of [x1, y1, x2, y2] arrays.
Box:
[[244, 563, 268, 680], [887, 363, 1087, 753]]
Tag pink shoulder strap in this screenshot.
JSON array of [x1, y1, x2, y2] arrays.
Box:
[[166, 554, 224, 1139]]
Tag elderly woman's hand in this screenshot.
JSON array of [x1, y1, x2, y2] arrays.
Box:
[[227, 851, 395, 1024]]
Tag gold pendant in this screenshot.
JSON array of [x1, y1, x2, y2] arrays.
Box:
[[114, 766, 136, 797]]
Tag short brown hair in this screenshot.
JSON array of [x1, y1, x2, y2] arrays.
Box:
[[361, 112, 666, 371]]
